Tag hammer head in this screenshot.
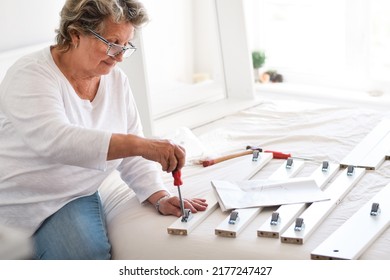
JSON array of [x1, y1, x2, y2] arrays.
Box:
[[246, 145, 262, 152]]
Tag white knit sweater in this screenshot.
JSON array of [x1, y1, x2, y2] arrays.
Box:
[[0, 47, 166, 236]]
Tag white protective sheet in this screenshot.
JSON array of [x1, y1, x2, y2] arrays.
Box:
[[99, 98, 390, 260], [211, 178, 329, 211]]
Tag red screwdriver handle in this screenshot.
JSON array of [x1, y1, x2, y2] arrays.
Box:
[[264, 150, 291, 159], [172, 170, 183, 186]]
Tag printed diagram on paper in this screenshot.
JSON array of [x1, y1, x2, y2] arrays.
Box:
[[211, 178, 330, 211]]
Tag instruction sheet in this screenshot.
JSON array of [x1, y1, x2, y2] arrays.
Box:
[[211, 177, 330, 211]]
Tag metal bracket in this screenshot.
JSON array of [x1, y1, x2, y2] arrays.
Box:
[[294, 218, 305, 231], [322, 161, 329, 172], [270, 212, 280, 226], [181, 209, 193, 222], [252, 150, 260, 162], [286, 158, 294, 169], [347, 165, 355, 176], [228, 210, 240, 224], [370, 203, 381, 216]]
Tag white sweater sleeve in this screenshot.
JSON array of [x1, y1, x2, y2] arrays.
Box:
[[116, 80, 169, 202], [0, 57, 111, 170]]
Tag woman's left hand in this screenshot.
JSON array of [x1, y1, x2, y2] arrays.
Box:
[[158, 196, 208, 217]]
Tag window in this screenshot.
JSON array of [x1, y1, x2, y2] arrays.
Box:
[[141, 0, 225, 119], [244, 0, 390, 95]]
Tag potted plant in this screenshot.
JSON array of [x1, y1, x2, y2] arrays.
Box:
[[252, 50, 266, 82]]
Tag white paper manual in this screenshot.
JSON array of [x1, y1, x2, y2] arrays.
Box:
[[211, 178, 330, 212]]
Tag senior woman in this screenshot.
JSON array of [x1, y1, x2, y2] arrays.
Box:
[[0, 0, 207, 260]]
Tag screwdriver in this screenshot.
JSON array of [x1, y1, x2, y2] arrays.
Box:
[[172, 170, 186, 219]]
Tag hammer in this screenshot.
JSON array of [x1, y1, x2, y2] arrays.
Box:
[[201, 146, 262, 167]]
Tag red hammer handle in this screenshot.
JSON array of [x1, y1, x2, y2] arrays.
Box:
[[264, 150, 291, 159]]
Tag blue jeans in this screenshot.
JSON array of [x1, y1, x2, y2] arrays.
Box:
[[32, 192, 111, 260]]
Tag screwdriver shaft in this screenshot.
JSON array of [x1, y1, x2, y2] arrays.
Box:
[[177, 186, 185, 218]]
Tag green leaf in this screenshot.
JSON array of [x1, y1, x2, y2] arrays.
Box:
[[252, 50, 266, 69]]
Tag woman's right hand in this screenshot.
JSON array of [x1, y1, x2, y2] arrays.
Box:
[[108, 134, 186, 173], [140, 138, 186, 173]]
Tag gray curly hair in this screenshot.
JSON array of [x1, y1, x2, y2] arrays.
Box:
[[55, 0, 149, 52]]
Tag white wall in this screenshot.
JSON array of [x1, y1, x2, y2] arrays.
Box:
[[141, 0, 194, 84], [0, 0, 64, 52]]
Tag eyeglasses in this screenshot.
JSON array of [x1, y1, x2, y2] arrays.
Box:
[[88, 28, 136, 58]]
